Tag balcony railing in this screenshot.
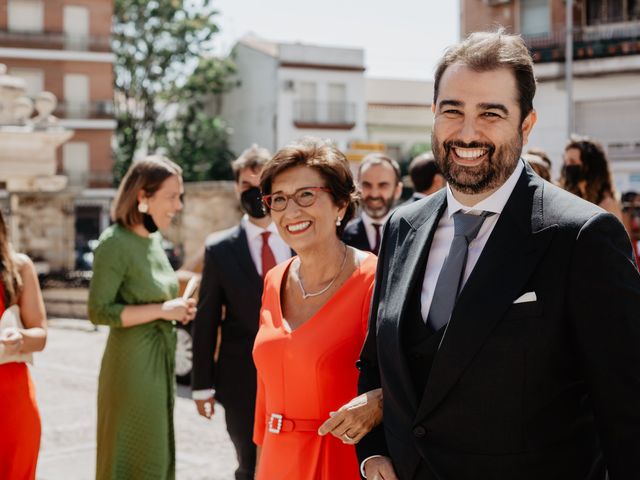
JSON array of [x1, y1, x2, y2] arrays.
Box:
[[523, 22, 640, 63], [293, 101, 356, 129], [64, 170, 113, 188], [54, 101, 114, 120], [0, 30, 111, 53]]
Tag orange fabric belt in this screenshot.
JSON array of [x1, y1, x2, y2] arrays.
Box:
[[265, 413, 323, 434]]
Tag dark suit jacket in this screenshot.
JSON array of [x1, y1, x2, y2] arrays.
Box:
[[342, 216, 373, 252], [192, 224, 264, 405], [357, 166, 640, 480]]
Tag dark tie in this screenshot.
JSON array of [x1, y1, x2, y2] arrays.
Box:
[[426, 211, 492, 331], [261, 231, 277, 278], [372, 223, 382, 254]]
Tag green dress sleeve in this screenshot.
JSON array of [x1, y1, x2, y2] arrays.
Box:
[[88, 233, 127, 327]]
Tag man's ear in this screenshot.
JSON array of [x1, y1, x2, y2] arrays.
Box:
[[521, 109, 537, 146]]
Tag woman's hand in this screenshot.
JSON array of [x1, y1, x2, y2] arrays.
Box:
[[0, 327, 24, 356], [161, 298, 197, 325], [317, 388, 383, 444]]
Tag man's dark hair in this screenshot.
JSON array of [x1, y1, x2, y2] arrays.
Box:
[[409, 152, 440, 193], [433, 28, 536, 124], [358, 153, 401, 183], [231, 144, 271, 182]]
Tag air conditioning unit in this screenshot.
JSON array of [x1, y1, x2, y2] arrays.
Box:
[[486, 0, 511, 5]]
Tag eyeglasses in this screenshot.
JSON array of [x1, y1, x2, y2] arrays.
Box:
[[262, 186, 331, 212]]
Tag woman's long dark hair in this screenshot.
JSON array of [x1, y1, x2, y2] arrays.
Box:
[[0, 209, 22, 306]]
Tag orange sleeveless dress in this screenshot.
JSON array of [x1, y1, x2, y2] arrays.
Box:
[[253, 253, 376, 480], [0, 284, 41, 480]]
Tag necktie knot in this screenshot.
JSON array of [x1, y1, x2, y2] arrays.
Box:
[[261, 231, 271, 243], [452, 211, 492, 243]]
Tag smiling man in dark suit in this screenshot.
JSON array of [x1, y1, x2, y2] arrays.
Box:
[[342, 153, 403, 253], [357, 30, 640, 480], [191, 145, 291, 480]]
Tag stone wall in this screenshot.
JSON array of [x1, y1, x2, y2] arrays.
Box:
[[165, 181, 242, 269], [12, 191, 76, 271]]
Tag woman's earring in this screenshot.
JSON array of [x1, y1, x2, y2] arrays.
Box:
[[336, 217, 342, 227], [138, 202, 149, 213]]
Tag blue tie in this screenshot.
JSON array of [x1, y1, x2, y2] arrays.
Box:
[[426, 211, 493, 331]]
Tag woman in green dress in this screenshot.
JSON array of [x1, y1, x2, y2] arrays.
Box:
[[88, 155, 196, 480]]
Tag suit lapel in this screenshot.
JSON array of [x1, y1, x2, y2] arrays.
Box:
[[229, 225, 263, 294], [355, 218, 372, 251], [382, 190, 447, 410], [416, 169, 558, 421]]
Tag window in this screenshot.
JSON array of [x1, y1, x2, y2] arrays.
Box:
[[7, 0, 43, 32], [63, 74, 90, 117], [328, 83, 347, 123], [586, 0, 640, 24], [63, 6, 90, 50], [520, 0, 550, 36], [63, 142, 90, 186], [8, 68, 43, 97], [298, 82, 317, 122]]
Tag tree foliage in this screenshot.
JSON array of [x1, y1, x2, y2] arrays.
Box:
[[112, 0, 237, 182]]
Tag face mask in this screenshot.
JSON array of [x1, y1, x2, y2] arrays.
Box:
[[240, 187, 267, 219], [563, 164, 584, 185], [143, 213, 159, 233]]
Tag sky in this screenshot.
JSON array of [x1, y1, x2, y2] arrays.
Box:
[[209, 0, 460, 81]]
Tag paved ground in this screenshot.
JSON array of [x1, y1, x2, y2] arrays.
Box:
[[32, 319, 237, 480]]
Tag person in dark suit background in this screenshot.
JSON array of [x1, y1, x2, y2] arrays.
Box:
[[403, 152, 445, 204], [191, 145, 291, 480], [342, 153, 402, 253], [357, 30, 640, 480]]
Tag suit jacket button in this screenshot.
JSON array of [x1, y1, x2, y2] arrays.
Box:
[[413, 426, 426, 438]]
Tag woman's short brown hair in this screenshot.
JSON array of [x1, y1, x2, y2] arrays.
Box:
[[111, 155, 182, 229], [260, 138, 358, 236]]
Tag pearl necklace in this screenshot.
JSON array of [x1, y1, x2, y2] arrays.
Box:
[[296, 245, 348, 299]]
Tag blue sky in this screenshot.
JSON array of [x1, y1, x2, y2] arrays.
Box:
[[210, 0, 460, 80]]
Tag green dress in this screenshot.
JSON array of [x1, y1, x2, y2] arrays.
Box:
[[88, 224, 178, 480]]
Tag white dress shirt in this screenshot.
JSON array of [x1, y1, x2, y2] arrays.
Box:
[[360, 161, 525, 477], [361, 211, 392, 251], [192, 215, 290, 401], [420, 160, 524, 321], [242, 215, 291, 276]]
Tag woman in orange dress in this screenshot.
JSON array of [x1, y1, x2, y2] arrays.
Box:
[[0, 209, 48, 480], [253, 138, 382, 480]]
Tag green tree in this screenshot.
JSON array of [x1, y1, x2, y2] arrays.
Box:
[[112, 0, 236, 182], [155, 56, 239, 181]]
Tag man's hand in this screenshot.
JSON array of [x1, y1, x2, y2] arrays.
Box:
[[364, 456, 398, 480], [195, 397, 215, 419], [317, 388, 383, 444]]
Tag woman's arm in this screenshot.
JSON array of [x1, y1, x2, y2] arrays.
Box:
[[12, 254, 47, 354]]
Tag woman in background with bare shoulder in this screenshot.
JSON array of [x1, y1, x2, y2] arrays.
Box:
[[0, 209, 48, 480]]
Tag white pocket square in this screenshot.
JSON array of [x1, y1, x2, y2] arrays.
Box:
[[513, 291, 537, 304]]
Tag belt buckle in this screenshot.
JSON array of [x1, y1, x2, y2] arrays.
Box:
[[268, 413, 283, 434]]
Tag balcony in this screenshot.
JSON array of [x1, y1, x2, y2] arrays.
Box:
[[54, 101, 114, 120], [293, 101, 356, 130], [64, 170, 113, 189], [0, 30, 111, 53], [524, 22, 640, 63]]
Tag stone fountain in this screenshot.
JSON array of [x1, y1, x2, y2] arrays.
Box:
[[0, 64, 75, 271]]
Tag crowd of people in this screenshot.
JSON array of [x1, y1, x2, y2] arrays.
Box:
[[2, 29, 640, 480]]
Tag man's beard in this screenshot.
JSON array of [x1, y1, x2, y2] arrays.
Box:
[[362, 195, 395, 219], [431, 130, 523, 195]]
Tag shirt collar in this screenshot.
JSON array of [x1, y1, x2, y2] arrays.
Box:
[[446, 159, 524, 218], [241, 214, 278, 240], [361, 210, 392, 227]]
